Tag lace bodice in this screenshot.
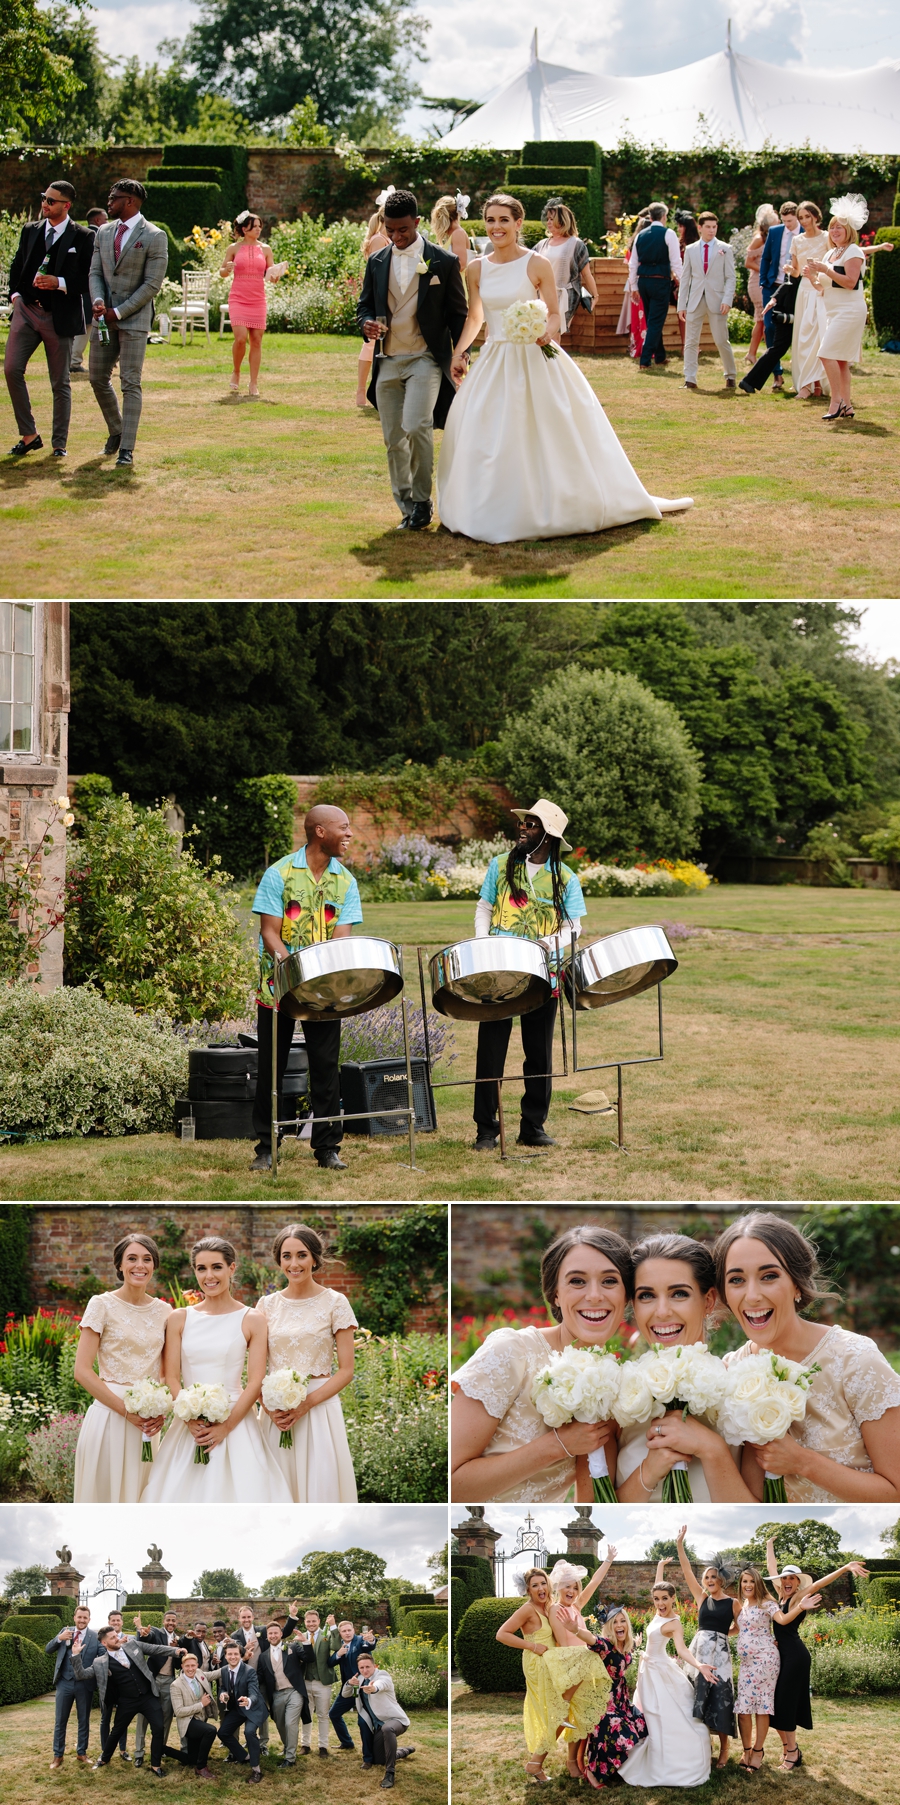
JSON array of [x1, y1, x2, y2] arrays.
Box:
[[257, 1287, 357, 1377], [479, 254, 541, 341], [180, 1307, 251, 1398], [723, 1325, 900, 1501], [80, 1291, 171, 1384], [452, 1324, 574, 1501]]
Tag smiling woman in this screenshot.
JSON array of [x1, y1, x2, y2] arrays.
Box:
[[450, 1224, 632, 1502]]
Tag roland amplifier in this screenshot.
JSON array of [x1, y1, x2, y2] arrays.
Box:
[[340, 1059, 437, 1136]]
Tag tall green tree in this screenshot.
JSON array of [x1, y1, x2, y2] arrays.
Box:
[[645, 1537, 698, 1565], [0, 0, 84, 134], [191, 1567, 250, 1597], [182, 0, 428, 132], [717, 1519, 845, 1572], [294, 1548, 388, 1594], [3, 1564, 49, 1602], [798, 1205, 900, 1338]]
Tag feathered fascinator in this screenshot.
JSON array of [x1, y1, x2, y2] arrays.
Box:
[[548, 1560, 587, 1590], [235, 210, 251, 224], [376, 184, 396, 209], [598, 1603, 627, 1625], [456, 191, 470, 219], [829, 193, 868, 231]]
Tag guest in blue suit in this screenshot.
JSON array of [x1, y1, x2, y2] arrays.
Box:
[[758, 202, 800, 387], [46, 1607, 100, 1769], [216, 1641, 268, 1782], [328, 1619, 378, 1749]]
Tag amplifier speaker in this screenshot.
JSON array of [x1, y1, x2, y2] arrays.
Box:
[[340, 1059, 436, 1136]]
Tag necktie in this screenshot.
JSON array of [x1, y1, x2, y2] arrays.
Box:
[[114, 220, 128, 262], [703, 243, 709, 274]]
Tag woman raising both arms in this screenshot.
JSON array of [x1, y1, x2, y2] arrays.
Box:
[[495, 1568, 570, 1784], [764, 1534, 868, 1771]]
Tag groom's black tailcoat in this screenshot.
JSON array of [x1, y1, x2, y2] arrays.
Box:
[[356, 236, 468, 428]]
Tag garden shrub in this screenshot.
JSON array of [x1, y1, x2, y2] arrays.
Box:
[[871, 229, 900, 335], [1, 1612, 61, 1647], [451, 1577, 473, 1644], [162, 143, 250, 223], [0, 986, 188, 1139], [375, 1635, 447, 1708], [400, 1609, 449, 1645], [0, 1632, 55, 1704], [64, 795, 254, 1020], [186, 774, 298, 878], [121, 1613, 163, 1631], [25, 1415, 82, 1502], [455, 1598, 525, 1691], [498, 665, 703, 862], [142, 182, 224, 237], [335, 1211, 448, 1337], [123, 1594, 170, 1611], [0, 1204, 32, 1317], [863, 1577, 900, 1609], [345, 1390, 446, 1504], [809, 1641, 900, 1694], [452, 1555, 495, 1599]]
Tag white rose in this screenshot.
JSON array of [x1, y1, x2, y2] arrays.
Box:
[[613, 1364, 658, 1428], [745, 1395, 794, 1442]]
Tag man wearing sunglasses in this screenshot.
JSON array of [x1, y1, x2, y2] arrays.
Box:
[[5, 181, 93, 459]]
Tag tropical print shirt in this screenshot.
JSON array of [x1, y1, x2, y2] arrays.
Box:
[[479, 855, 586, 942], [252, 846, 363, 1008]]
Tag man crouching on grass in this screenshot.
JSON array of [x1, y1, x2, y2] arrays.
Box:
[[343, 1651, 415, 1789]]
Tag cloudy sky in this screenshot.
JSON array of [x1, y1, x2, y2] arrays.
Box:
[[846, 602, 900, 666], [454, 1502, 894, 1588], [0, 1504, 446, 1596], [84, 0, 900, 126]]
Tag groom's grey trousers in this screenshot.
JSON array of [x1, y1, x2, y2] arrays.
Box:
[[271, 1686, 304, 1762], [376, 351, 442, 517]]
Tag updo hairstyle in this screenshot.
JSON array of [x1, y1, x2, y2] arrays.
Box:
[[712, 1212, 837, 1313], [631, 1231, 717, 1297], [540, 1224, 633, 1323], [191, 1235, 237, 1269]]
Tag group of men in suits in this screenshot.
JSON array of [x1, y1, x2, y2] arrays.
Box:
[[45, 1602, 413, 1786], [4, 175, 167, 469]]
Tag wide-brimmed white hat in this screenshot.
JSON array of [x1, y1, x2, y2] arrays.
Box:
[[511, 797, 572, 851]]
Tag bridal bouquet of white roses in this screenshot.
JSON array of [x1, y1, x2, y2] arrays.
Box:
[[531, 1345, 623, 1500], [500, 299, 559, 358], [717, 1352, 820, 1501], [123, 1379, 174, 1462], [613, 1342, 729, 1503], [173, 1382, 231, 1464], [261, 1368, 309, 1448]]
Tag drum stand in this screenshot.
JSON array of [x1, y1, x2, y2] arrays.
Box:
[[416, 940, 667, 1159], [269, 983, 421, 1178]]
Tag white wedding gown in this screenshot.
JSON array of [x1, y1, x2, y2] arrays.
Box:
[[437, 253, 693, 543], [619, 1616, 712, 1787], [142, 1307, 292, 1504]]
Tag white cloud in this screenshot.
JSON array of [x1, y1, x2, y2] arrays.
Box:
[[846, 602, 900, 668], [0, 1505, 447, 1597]]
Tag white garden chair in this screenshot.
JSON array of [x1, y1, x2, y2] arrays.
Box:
[[218, 298, 232, 337], [0, 269, 11, 333], [169, 270, 212, 345]]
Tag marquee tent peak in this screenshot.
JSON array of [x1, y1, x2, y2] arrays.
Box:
[[440, 42, 900, 153]]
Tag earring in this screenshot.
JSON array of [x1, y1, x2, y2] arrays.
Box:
[[794, 1295, 801, 1303]]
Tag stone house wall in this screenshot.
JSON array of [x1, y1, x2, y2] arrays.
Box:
[[1, 602, 69, 989]]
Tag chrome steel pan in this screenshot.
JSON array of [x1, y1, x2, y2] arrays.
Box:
[[430, 937, 552, 1022], [564, 924, 678, 1011], [274, 937, 403, 1020]]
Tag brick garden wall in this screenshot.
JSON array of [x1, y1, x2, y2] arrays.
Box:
[[164, 1597, 393, 1634], [28, 1203, 444, 1334]]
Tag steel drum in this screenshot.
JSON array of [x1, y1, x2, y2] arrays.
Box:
[[564, 924, 678, 1011], [430, 937, 552, 1022], [274, 937, 403, 1021]]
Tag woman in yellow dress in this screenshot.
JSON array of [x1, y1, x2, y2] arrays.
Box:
[[496, 1568, 570, 1783], [542, 1555, 616, 1775]]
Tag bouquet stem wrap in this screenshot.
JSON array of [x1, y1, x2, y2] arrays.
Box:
[[587, 1444, 619, 1503], [662, 1459, 693, 1503], [763, 1472, 788, 1503]]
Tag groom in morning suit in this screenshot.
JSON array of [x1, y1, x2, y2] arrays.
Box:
[[677, 211, 737, 390], [357, 187, 468, 531], [89, 177, 168, 468]]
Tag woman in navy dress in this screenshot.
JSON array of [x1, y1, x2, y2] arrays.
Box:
[[583, 1607, 648, 1788]]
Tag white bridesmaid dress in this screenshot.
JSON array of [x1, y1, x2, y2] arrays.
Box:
[[437, 252, 692, 543], [619, 1615, 712, 1787], [141, 1306, 292, 1504], [257, 1288, 358, 1503], [73, 1292, 171, 1503]]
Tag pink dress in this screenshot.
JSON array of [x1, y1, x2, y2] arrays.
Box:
[[228, 242, 268, 329]]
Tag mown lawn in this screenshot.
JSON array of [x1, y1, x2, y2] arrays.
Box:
[[450, 1683, 900, 1805], [0, 1693, 446, 1805], [1, 888, 898, 1202], [2, 335, 898, 598]]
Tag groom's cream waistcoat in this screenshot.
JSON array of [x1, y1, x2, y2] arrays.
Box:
[[384, 262, 427, 357]]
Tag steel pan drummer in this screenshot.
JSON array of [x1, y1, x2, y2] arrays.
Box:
[[250, 805, 363, 1173], [473, 798, 585, 1150]]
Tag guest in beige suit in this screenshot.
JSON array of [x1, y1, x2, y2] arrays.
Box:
[[167, 1653, 222, 1777], [357, 188, 468, 532], [677, 211, 737, 391]]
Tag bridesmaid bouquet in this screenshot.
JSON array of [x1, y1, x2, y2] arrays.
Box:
[[717, 1352, 821, 1501], [172, 1382, 231, 1463], [530, 1345, 622, 1500], [123, 1380, 174, 1462], [261, 1368, 309, 1448], [613, 1343, 728, 1503], [501, 299, 559, 358]]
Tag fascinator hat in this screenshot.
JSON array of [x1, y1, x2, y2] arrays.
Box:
[[235, 209, 251, 225], [829, 193, 868, 233], [456, 191, 470, 219], [376, 184, 396, 209], [548, 1560, 587, 1595]]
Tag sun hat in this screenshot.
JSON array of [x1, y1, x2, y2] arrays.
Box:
[[569, 1090, 613, 1114], [511, 798, 572, 851]]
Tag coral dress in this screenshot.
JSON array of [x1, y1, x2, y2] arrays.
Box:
[[73, 1291, 171, 1504], [257, 1287, 358, 1503], [228, 241, 268, 330]]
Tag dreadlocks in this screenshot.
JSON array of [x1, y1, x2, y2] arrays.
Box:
[[505, 834, 569, 928]]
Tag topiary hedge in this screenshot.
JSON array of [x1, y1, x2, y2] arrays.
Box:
[[3, 1612, 62, 1647], [144, 182, 224, 237], [162, 143, 249, 222], [147, 165, 225, 187], [451, 1555, 495, 1598], [871, 230, 900, 336], [400, 1608, 448, 1645], [121, 1612, 163, 1631], [450, 1577, 473, 1645], [0, 1632, 55, 1704], [455, 1597, 525, 1693], [123, 1594, 169, 1611], [0, 1204, 32, 1318], [864, 1576, 900, 1608]]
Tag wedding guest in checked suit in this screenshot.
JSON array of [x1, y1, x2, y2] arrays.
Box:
[[216, 1641, 268, 1782], [45, 1607, 99, 1770], [231, 1602, 300, 1757], [88, 178, 168, 468], [5, 179, 93, 458], [256, 1620, 312, 1768], [72, 1626, 174, 1776], [342, 1651, 415, 1790], [328, 1619, 379, 1749], [677, 212, 737, 390]]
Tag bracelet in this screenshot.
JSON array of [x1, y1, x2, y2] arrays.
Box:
[[637, 1459, 655, 1496], [552, 1427, 572, 1461]]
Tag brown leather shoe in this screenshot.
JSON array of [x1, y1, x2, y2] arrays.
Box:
[[50, 1756, 64, 1770], [77, 1754, 92, 1766]]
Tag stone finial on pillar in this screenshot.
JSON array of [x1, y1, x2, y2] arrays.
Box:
[[563, 1506, 603, 1563], [137, 1546, 172, 1593], [48, 1547, 85, 1597]]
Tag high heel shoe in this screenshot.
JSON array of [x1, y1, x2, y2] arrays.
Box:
[[840, 402, 855, 418], [822, 406, 844, 420], [779, 1747, 802, 1771], [525, 1761, 550, 1784]]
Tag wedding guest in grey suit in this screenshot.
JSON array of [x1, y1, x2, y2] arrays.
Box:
[[343, 1651, 415, 1790], [677, 211, 737, 391], [46, 1607, 99, 1770], [89, 178, 168, 468]]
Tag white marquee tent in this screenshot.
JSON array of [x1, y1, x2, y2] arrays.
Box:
[[440, 34, 900, 153]]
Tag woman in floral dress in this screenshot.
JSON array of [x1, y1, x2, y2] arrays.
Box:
[[583, 1607, 647, 1788], [734, 1567, 812, 1771]]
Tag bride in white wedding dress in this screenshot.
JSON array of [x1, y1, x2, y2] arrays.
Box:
[[619, 1588, 716, 1787], [437, 194, 693, 544]]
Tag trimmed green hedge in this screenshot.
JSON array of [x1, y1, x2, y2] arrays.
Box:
[[864, 1576, 900, 1608], [872, 230, 900, 335], [147, 165, 225, 186], [0, 1204, 32, 1317], [122, 1612, 163, 1631], [450, 1578, 473, 1645], [162, 143, 249, 223], [455, 1597, 525, 1693], [3, 1612, 62, 1647], [520, 142, 603, 169], [400, 1608, 448, 1645], [0, 1632, 55, 1705], [505, 185, 588, 221], [451, 1555, 494, 1596], [145, 182, 224, 236], [123, 1595, 169, 1610]]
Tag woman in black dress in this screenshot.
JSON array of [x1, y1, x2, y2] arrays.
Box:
[[673, 1525, 739, 1767], [766, 1536, 868, 1770]]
